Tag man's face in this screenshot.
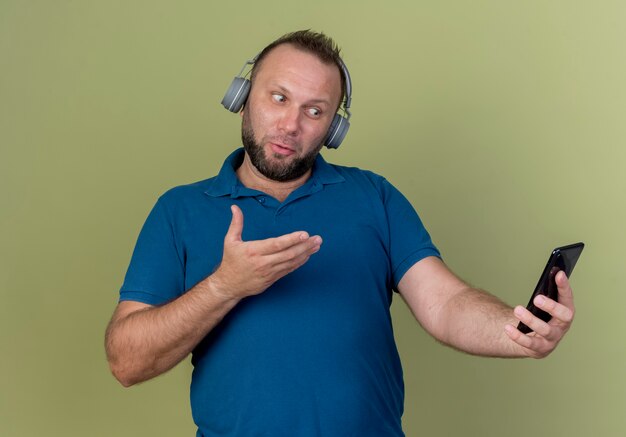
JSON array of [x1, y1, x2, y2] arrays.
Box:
[[241, 44, 343, 182]]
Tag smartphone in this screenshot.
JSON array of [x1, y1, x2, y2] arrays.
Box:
[[517, 242, 584, 334]]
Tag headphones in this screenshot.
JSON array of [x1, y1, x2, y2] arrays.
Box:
[[221, 53, 353, 149]]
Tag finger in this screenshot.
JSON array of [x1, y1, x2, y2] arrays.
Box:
[[505, 324, 539, 351], [272, 241, 322, 276], [533, 294, 574, 325], [264, 236, 322, 266], [254, 231, 315, 255], [250, 242, 321, 287], [555, 270, 575, 310], [225, 205, 244, 243], [513, 305, 552, 338]]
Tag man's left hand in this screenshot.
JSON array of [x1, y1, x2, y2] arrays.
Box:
[[505, 271, 575, 358]]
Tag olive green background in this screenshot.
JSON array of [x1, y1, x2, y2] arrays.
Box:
[[1, 1, 624, 436]]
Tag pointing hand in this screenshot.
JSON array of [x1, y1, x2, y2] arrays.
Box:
[[209, 205, 323, 300]]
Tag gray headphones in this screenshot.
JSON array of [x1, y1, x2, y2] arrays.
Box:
[[221, 54, 353, 149]]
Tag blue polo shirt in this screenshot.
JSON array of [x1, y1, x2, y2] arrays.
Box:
[[120, 149, 440, 437]]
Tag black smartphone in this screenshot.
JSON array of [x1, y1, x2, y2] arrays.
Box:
[[517, 242, 584, 334]]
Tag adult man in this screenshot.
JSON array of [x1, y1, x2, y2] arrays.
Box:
[[105, 30, 575, 436]]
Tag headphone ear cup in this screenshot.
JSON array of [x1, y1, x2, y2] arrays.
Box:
[[221, 77, 251, 113], [324, 114, 350, 149]]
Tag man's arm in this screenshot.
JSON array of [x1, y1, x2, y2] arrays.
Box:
[[105, 205, 323, 387], [105, 283, 238, 387], [397, 256, 575, 358]]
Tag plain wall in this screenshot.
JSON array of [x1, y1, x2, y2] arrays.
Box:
[[1, 1, 624, 436]]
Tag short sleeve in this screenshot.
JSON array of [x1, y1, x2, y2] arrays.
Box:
[[380, 179, 441, 288], [119, 197, 185, 305]]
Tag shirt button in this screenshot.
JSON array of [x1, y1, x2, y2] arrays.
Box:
[[258, 197, 265, 204]]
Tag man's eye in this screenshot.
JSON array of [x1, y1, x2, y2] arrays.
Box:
[[307, 107, 321, 117], [272, 94, 286, 103]]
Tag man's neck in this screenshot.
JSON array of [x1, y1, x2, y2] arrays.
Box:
[[236, 153, 312, 203]]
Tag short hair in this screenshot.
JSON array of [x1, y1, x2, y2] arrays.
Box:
[[250, 30, 346, 108]]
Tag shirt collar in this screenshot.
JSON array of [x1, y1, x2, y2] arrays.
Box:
[[204, 148, 345, 198]]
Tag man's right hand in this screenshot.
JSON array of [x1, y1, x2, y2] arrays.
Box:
[[208, 205, 323, 300]]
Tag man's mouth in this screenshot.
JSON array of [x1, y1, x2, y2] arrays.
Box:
[[269, 142, 295, 156]]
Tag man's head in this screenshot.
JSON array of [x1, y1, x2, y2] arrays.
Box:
[[250, 30, 346, 110], [241, 30, 345, 182]]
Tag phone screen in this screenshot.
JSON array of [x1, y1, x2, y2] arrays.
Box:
[[517, 242, 584, 334]]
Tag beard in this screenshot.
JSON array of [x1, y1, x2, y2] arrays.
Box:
[[241, 111, 323, 182]]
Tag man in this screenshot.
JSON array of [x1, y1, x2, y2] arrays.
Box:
[[105, 30, 575, 436]]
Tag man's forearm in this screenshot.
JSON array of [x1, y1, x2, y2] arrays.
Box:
[[438, 287, 525, 358], [105, 277, 240, 387]]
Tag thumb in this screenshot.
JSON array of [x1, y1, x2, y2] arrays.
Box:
[[225, 204, 244, 243]]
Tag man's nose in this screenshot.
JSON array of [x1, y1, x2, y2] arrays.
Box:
[[277, 106, 301, 136]]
